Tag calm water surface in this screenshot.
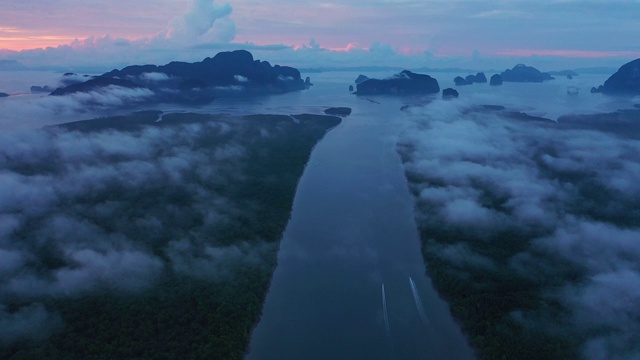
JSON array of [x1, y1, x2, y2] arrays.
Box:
[[243, 71, 631, 359], [245, 73, 475, 360]]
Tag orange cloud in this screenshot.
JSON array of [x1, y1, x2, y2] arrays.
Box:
[[0, 26, 77, 51], [0, 38, 78, 51]]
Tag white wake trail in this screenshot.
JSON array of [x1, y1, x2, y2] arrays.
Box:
[[382, 283, 394, 359], [382, 283, 391, 337], [409, 276, 429, 325]]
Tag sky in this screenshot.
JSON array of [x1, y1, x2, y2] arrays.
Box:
[[1, 1, 640, 71]]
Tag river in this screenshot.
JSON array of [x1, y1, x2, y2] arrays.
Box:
[[243, 70, 622, 359], [245, 73, 475, 360]]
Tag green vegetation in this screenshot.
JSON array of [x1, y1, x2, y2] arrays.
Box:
[[324, 107, 352, 116], [417, 233, 578, 360], [1, 111, 340, 360], [405, 204, 579, 360], [399, 151, 580, 359]]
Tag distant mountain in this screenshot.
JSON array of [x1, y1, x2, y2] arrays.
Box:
[[454, 76, 470, 86], [489, 74, 503, 86], [355, 75, 370, 84], [0, 60, 25, 70], [355, 70, 440, 95], [300, 66, 482, 74], [50, 50, 309, 104], [454, 72, 487, 86], [574, 67, 617, 74], [31, 85, 56, 93], [442, 88, 459, 99], [590, 58, 640, 95], [412, 67, 481, 74], [547, 70, 579, 77], [500, 64, 554, 83], [299, 66, 403, 73]]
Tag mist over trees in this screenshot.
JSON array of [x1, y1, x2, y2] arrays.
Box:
[[0, 111, 340, 359], [398, 101, 640, 360]]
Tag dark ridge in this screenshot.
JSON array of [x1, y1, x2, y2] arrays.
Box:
[[102, 50, 305, 90], [548, 70, 579, 77], [473, 104, 507, 112], [356, 70, 440, 95], [490, 74, 503, 86], [442, 88, 459, 99], [500, 64, 554, 83], [49, 50, 309, 104], [355, 75, 370, 84], [474, 72, 488, 83], [591, 58, 640, 95], [454, 76, 470, 86]]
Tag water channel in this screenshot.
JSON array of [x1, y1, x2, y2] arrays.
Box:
[[245, 73, 475, 360]]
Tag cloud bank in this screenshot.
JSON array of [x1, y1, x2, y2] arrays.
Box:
[[0, 117, 277, 344], [3, 1, 640, 70], [0, 0, 238, 70], [398, 100, 640, 359], [158, 0, 236, 45]]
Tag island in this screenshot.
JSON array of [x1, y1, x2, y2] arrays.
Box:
[[355, 70, 440, 95], [442, 88, 459, 99], [355, 75, 370, 84], [50, 50, 310, 104], [454, 72, 487, 85], [324, 107, 352, 116], [454, 76, 470, 86], [490, 74, 503, 86], [590, 58, 640, 94], [0, 92, 8, 98], [500, 64, 554, 83]]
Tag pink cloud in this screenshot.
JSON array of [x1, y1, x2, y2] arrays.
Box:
[[0, 28, 78, 51], [325, 42, 366, 52]]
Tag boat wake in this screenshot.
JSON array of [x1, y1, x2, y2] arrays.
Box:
[[382, 283, 394, 359], [409, 277, 429, 326]]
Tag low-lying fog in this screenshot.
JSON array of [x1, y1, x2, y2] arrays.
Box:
[[399, 95, 640, 358], [1, 69, 639, 359]]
